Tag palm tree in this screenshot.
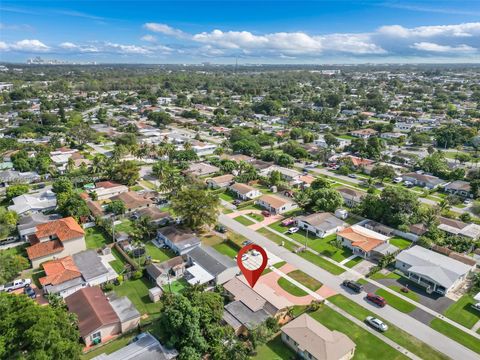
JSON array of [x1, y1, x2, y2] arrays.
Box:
[[293, 191, 310, 211], [422, 207, 439, 229], [437, 198, 451, 214], [283, 306, 295, 320]]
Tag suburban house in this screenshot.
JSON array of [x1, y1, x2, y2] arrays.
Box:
[[336, 187, 365, 207], [229, 183, 261, 200], [444, 180, 472, 198], [92, 181, 129, 200], [351, 128, 378, 139], [345, 155, 375, 168], [281, 314, 356, 360], [65, 287, 140, 347], [157, 226, 201, 254], [314, 135, 350, 149], [17, 213, 61, 240], [91, 332, 178, 360], [437, 217, 480, 240], [183, 162, 220, 177], [39, 250, 115, 297], [8, 190, 57, 216], [26, 217, 87, 268], [134, 207, 172, 226], [271, 166, 302, 182], [110, 191, 153, 213], [184, 246, 237, 286], [337, 225, 398, 259], [395, 246, 475, 295], [295, 212, 347, 238], [0, 169, 40, 186], [402, 172, 445, 189], [206, 174, 235, 189], [145, 256, 186, 287], [250, 160, 276, 177], [256, 194, 297, 215]]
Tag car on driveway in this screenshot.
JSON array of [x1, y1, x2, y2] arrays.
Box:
[[0, 279, 32, 292], [365, 316, 388, 332], [348, 174, 357, 179], [281, 218, 295, 226], [261, 210, 271, 217], [366, 293, 387, 307], [342, 280, 364, 293], [287, 227, 299, 234], [23, 286, 37, 299], [472, 302, 480, 312]]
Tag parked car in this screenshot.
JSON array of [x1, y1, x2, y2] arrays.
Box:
[[235, 254, 249, 261], [261, 210, 271, 217], [215, 224, 227, 233], [365, 316, 388, 332], [404, 181, 413, 188], [366, 293, 387, 307], [472, 303, 480, 312], [342, 280, 364, 293], [464, 199, 472, 205], [23, 286, 36, 299], [251, 250, 260, 256], [0, 278, 32, 292], [287, 227, 299, 234], [233, 200, 242, 206], [281, 218, 295, 226], [242, 240, 253, 246], [348, 174, 357, 179], [393, 177, 403, 183]]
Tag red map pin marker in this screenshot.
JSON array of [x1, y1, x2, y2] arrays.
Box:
[[236, 244, 268, 288]]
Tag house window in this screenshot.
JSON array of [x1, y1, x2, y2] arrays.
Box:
[[91, 331, 101, 344]]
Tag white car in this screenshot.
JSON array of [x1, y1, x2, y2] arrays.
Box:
[[365, 316, 388, 332], [0, 278, 32, 292], [393, 177, 403, 183], [287, 227, 299, 234], [472, 303, 480, 312], [251, 250, 260, 256]]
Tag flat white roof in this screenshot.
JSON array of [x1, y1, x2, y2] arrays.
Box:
[[185, 264, 214, 285]]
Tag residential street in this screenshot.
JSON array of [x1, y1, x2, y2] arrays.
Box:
[[219, 214, 480, 360]]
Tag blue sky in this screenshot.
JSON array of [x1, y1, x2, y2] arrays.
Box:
[[1, 1, 479, 63]]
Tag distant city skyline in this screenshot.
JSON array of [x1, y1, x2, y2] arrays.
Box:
[[1, 0, 480, 64]]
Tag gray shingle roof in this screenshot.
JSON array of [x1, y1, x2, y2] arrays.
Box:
[[187, 246, 236, 276], [73, 250, 109, 282]]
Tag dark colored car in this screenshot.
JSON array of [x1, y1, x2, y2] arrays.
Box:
[[261, 210, 271, 217], [366, 293, 387, 307], [342, 280, 364, 293], [215, 224, 227, 233], [23, 286, 36, 299]]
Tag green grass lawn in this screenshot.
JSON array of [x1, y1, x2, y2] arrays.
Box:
[[388, 285, 420, 302], [233, 215, 255, 226], [328, 295, 449, 360], [430, 318, 480, 354], [344, 256, 363, 268], [139, 179, 155, 190], [115, 219, 135, 234], [298, 250, 345, 275], [443, 294, 480, 329], [375, 288, 416, 313], [113, 277, 161, 317], [167, 278, 189, 294], [109, 247, 128, 274], [129, 185, 143, 191], [287, 269, 322, 291], [253, 334, 296, 360], [219, 191, 235, 202], [201, 233, 224, 246], [213, 241, 238, 258], [369, 271, 401, 280], [247, 212, 264, 222], [145, 241, 175, 262], [85, 226, 110, 249], [81, 331, 138, 360], [389, 237, 412, 250], [277, 277, 309, 297], [310, 305, 408, 360]]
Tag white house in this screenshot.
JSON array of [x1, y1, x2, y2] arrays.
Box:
[[295, 212, 346, 238], [229, 183, 261, 200], [256, 194, 297, 215]]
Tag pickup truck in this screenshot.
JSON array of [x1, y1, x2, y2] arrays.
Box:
[[0, 279, 32, 292]]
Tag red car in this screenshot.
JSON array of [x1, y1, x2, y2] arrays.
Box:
[[261, 210, 271, 217], [366, 293, 387, 307]]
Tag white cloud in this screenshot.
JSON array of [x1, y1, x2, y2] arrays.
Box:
[[141, 34, 157, 42], [378, 22, 480, 38], [10, 39, 49, 52], [105, 42, 151, 54], [411, 42, 476, 53], [143, 23, 187, 38], [0, 41, 9, 51], [59, 42, 78, 49]]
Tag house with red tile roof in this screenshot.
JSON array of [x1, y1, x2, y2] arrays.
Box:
[[337, 225, 397, 259], [39, 256, 84, 297], [26, 217, 86, 268]]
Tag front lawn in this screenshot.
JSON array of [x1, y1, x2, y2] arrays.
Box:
[[247, 212, 264, 222], [287, 269, 322, 291], [369, 270, 401, 280], [375, 288, 416, 313], [85, 226, 110, 249], [233, 215, 255, 226], [430, 318, 480, 354], [298, 251, 345, 275], [213, 241, 238, 258], [253, 334, 296, 360], [306, 234, 353, 262], [113, 277, 161, 317], [145, 241, 175, 262], [310, 305, 408, 360], [328, 295, 449, 360], [219, 191, 235, 202], [388, 285, 420, 302], [277, 277, 309, 297], [443, 294, 480, 329], [389, 236, 412, 250], [344, 256, 363, 268]]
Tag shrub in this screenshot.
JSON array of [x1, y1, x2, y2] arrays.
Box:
[[103, 283, 114, 292], [132, 270, 143, 280]]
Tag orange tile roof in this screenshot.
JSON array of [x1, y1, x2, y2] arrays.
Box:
[[26, 239, 64, 260], [40, 256, 82, 286], [337, 227, 384, 252], [35, 217, 85, 242], [299, 175, 315, 184]]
